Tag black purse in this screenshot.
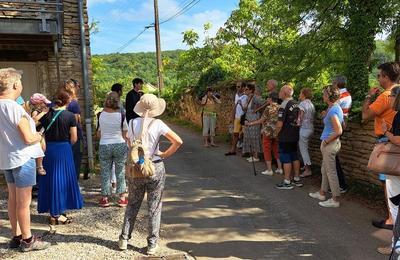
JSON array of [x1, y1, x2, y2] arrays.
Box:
[[240, 96, 253, 126]]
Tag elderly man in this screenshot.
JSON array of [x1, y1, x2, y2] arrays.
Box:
[[0, 68, 50, 252], [275, 84, 302, 189]]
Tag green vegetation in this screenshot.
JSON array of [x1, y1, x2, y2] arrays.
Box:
[[92, 0, 399, 118]]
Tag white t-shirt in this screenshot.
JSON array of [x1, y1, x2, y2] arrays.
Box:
[[235, 94, 248, 119], [127, 118, 171, 160], [0, 99, 44, 170], [99, 111, 128, 145]]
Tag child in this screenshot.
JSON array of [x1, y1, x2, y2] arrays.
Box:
[[28, 93, 51, 175]]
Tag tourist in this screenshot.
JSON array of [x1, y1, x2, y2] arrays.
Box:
[[37, 90, 83, 224], [275, 84, 302, 189], [242, 83, 263, 162], [97, 91, 128, 207], [200, 87, 221, 147], [0, 68, 50, 251], [119, 94, 183, 255], [125, 78, 144, 123], [309, 85, 343, 207], [298, 88, 315, 177]]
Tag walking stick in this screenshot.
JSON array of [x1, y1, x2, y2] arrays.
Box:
[[249, 143, 257, 176]]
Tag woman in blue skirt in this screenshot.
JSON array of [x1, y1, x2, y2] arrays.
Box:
[[38, 90, 83, 224]]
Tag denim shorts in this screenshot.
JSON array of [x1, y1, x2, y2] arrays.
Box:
[[377, 136, 389, 182], [279, 142, 299, 164], [3, 158, 36, 188]]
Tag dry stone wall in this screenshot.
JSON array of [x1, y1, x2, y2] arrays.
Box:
[[173, 88, 381, 186]]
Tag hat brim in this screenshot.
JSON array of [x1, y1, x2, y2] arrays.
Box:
[[134, 98, 166, 118]]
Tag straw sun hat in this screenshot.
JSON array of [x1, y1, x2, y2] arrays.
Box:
[[134, 93, 166, 118]]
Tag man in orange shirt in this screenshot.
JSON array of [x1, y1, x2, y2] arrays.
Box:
[[362, 62, 400, 254]]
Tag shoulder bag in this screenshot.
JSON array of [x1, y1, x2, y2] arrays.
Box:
[[367, 142, 400, 176]]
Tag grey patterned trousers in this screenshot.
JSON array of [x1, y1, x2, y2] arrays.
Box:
[[120, 162, 166, 246]]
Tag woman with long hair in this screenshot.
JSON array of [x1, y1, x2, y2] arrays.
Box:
[[58, 79, 83, 180], [38, 90, 83, 224]]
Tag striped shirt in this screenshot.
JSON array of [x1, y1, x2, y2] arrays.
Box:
[[339, 88, 352, 117]]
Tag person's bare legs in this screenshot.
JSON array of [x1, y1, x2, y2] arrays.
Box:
[[265, 161, 273, 171], [16, 186, 33, 239], [384, 183, 394, 225], [7, 183, 21, 237], [229, 133, 239, 152], [293, 160, 301, 178], [276, 159, 283, 171], [203, 136, 209, 147], [283, 163, 292, 182]]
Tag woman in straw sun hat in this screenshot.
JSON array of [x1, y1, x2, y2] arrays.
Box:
[[118, 94, 183, 255]]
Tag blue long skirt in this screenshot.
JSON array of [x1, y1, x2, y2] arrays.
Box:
[[38, 142, 83, 216]]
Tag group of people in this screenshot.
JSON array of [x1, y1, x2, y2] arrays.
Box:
[[0, 70, 183, 255], [220, 62, 400, 255]]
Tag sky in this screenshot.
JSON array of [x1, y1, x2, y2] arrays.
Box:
[[87, 0, 240, 54]]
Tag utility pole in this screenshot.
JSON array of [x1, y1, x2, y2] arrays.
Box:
[[154, 0, 164, 95]]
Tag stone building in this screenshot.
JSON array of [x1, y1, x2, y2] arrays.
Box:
[[0, 0, 92, 107], [0, 0, 94, 172]]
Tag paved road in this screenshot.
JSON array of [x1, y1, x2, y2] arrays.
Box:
[[160, 124, 392, 259]]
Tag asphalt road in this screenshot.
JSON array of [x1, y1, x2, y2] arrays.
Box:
[[160, 124, 392, 260]]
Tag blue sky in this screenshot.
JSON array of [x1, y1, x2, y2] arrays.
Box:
[[87, 0, 240, 54]]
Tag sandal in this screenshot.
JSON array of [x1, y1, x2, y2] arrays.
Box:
[[37, 166, 46, 176], [49, 215, 72, 225]]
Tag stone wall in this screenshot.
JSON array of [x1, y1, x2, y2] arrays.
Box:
[[173, 87, 381, 186]]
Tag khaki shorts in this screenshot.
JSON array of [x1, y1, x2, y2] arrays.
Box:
[[233, 118, 242, 134]]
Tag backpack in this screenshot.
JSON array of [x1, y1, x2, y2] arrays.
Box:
[[96, 110, 125, 131], [126, 118, 159, 179]]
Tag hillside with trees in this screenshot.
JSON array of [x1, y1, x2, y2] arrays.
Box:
[[92, 0, 400, 114]]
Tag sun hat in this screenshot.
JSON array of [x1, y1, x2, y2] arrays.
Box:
[[30, 93, 51, 105], [134, 93, 166, 118]]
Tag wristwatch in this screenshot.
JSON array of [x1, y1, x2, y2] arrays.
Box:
[[365, 94, 372, 99]]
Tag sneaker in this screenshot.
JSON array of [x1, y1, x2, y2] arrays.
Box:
[[318, 198, 340, 208], [261, 170, 274, 176], [147, 243, 159, 255], [20, 236, 50, 252], [118, 238, 128, 250], [247, 157, 260, 163], [99, 197, 110, 207], [9, 235, 22, 249], [275, 169, 283, 175], [292, 179, 303, 187], [118, 198, 128, 208], [309, 191, 326, 201], [328, 188, 348, 194], [276, 181, 294, 190], [236, 141, 242, 149]]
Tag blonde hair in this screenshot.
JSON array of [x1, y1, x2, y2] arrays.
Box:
[[0, 68, 21, 94], [104, 91, 120, 110]]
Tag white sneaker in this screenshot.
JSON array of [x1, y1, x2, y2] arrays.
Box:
[[248, 157, 260, 163], [319, 198, 340, 208], [261, 170, 274, 176], [275, 169, 283, 175], [246, 157, 254, 162], [309, 191, 326, 201], [118, 238, 128, 250]]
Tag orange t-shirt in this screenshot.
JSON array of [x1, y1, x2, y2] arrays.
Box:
[[369, 89, 396, 136]]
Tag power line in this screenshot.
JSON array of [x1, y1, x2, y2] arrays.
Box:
[[159, 0, 201, 25], [114, 27, 150, 53], [113, 0, 202, 53]]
